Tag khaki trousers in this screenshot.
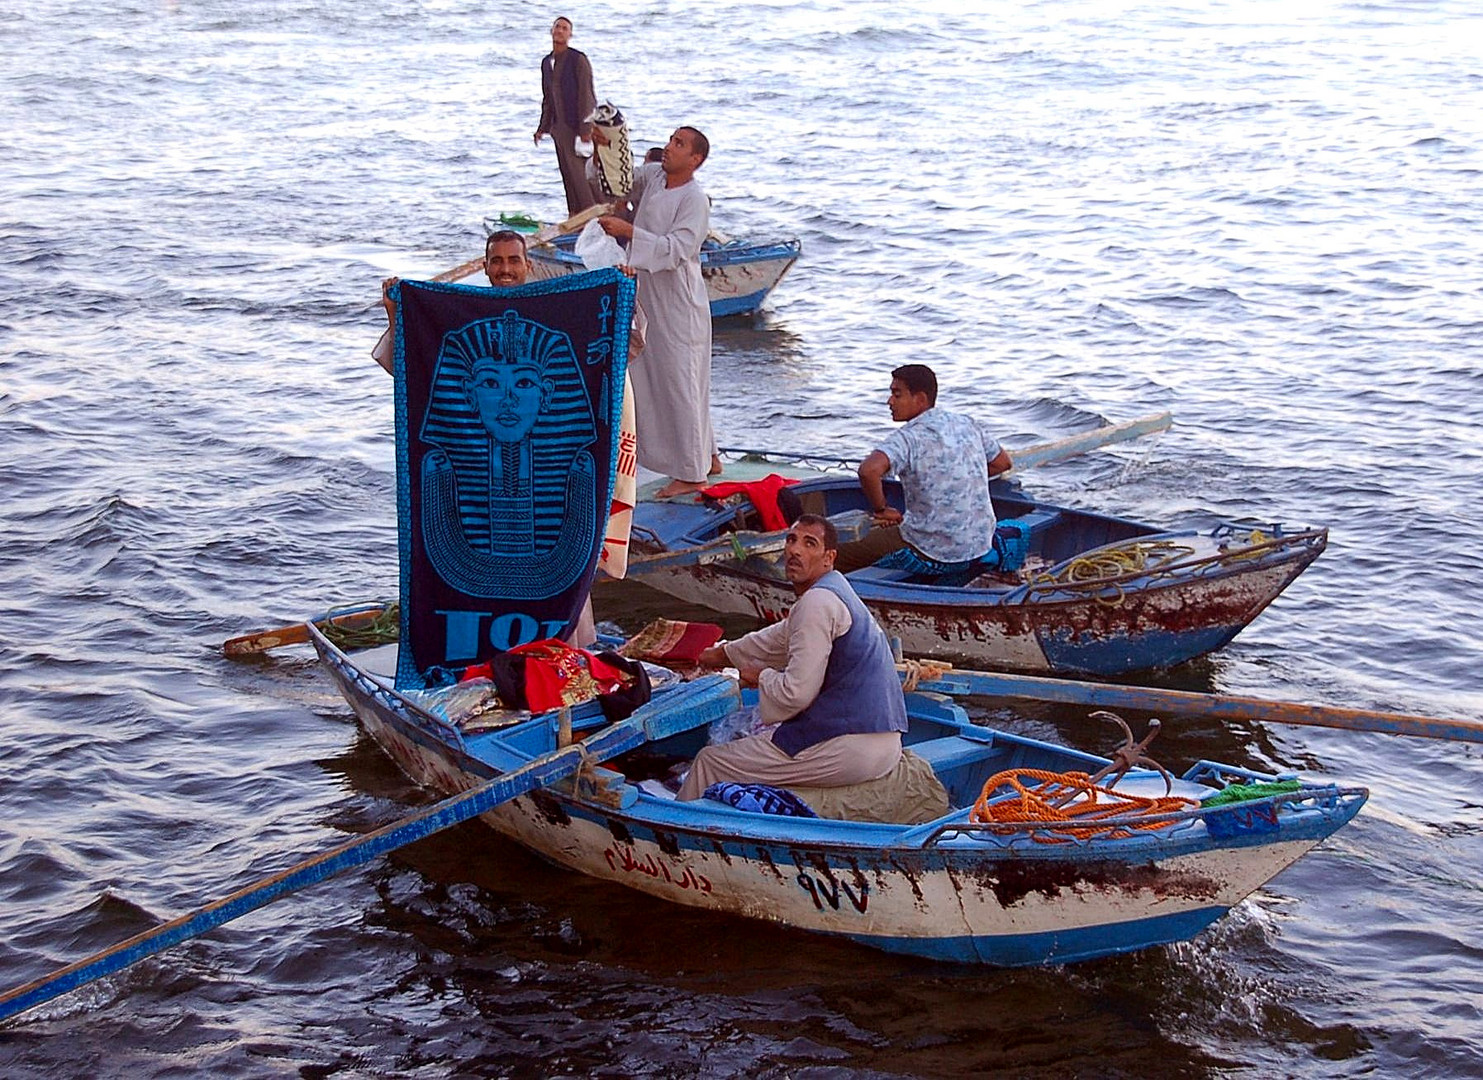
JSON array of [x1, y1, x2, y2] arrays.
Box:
[[677, 730, 902, 801]]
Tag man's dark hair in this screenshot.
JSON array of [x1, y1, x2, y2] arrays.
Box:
[[552, 16, 573, 29], [486, 230, 528, 257], [644, 146, 664, 163], [677, 126, 710, 165], [793, 513, 839, 552], [891, 364, 937, 405]]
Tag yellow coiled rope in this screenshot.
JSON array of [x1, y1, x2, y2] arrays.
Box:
[[1029, 539, 1196, 606]]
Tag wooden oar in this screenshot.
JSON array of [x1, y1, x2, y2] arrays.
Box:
[[1003, 411, 1172, 473], [0, 674, 739, 1025], [901, 663, 1483, 745], [718, 411, 1172, 479], [431, 204, 614, 283], [628, 414, 1171, 576], [221, 602, 391, 658]]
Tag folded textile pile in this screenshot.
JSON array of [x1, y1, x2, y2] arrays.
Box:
[[400, 678, 529, 732], [620, 618, 723, 664]]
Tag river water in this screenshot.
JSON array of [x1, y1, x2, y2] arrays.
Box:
[[3, 0, 1482, 1075]]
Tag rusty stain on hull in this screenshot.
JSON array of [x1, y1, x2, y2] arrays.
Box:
[[967, 858, 1222, 908], [528, 790, 571, 827]]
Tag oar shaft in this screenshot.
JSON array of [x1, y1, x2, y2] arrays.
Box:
[[434, 206, 615, 282], [1007, 412, 1172, 472], [524, 202, 611, 249], [913, 667, 1483, 744], [0, 716, 643, 1024], [720, 412, 1171, 478], [1, 673, 739, 1024]]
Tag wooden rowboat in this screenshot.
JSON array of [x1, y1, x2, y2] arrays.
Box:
[[309, 625, 1365, 966], [626, 473, 1326, 677]]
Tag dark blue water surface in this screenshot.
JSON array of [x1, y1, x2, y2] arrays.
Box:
[[3, 0, 1482, 1075]]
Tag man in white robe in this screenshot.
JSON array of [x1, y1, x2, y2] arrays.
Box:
[[598, 127, 716, 498]]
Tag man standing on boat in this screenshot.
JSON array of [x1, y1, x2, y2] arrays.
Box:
[[534, 16, 600, 216], [597, 127, 718, 499], [835, 364, 1013, 576], [677, 514, 908, 800], [372, 231, 531, 374]]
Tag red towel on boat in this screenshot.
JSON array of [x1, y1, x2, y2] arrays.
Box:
[[699, 474, 800, 531]]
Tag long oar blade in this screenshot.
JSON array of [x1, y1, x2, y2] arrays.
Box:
[[1006, 411, 1172, 473], [906, 665, 1483, 744], [0, 675, 737, 1024]]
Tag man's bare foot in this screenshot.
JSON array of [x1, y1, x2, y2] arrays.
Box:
[[709, 454, 723, 476], [655, 478, 707, 499]]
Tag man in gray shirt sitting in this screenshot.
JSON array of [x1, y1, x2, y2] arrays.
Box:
[[677, 514, 908, 800]]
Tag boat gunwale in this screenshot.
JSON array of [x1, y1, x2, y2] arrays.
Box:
[[631, 473, 1327, 608]]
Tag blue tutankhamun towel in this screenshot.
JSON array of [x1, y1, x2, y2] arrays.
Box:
[[391, 270, 635, 688]]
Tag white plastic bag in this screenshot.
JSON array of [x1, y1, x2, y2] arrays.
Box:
[[574, 217, 625, 270]]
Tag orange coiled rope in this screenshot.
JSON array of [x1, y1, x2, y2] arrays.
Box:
[[970, 769, 1198, 843]]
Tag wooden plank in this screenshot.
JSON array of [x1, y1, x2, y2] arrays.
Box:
[[222, 604, 391, 657], [638, 675, 741, 741]]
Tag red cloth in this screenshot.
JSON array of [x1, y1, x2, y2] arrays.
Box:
[[461, 661, 495, 682], [464, 640, 631, 713], [518, 641, 630, 713], [620, 619, 723, 663], [699, 473, 800, 531]]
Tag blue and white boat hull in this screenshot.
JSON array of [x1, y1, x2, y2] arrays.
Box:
[[626, 475, 1327, 676], [313, 631, 1365, 967]]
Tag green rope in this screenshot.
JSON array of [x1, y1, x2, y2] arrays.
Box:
[[1201, 779, 1302, 807], [320, 604, 401, 651]]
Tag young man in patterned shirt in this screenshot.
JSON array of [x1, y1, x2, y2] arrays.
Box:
[[835, 364, 1012, 574]]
